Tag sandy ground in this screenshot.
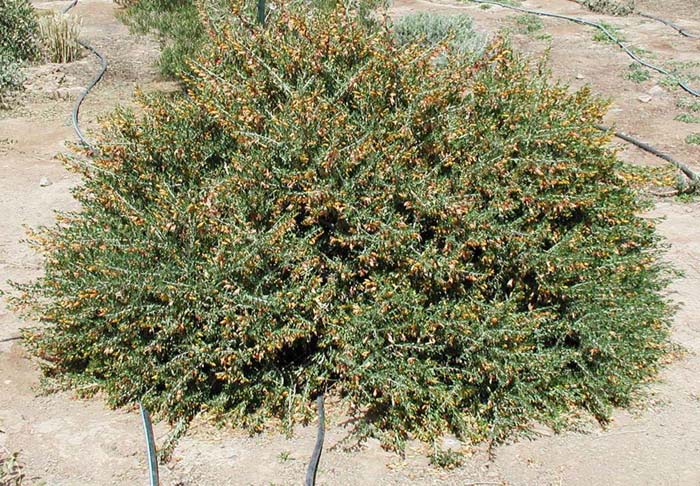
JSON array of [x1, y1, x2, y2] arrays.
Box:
[[1, 0, 699, 484]]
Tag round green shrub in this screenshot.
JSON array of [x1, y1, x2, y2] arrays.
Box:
[[0, 0, 38, 106], [16, 2, 671, 452]]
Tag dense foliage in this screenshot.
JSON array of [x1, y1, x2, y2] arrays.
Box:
[[16, 2, 671, 453], [576, 0, 636, 16], [392, 12, 485, 57], [0, 0, 38, 61], [117, 0, 251, 78], [0, 0, 38, 106]]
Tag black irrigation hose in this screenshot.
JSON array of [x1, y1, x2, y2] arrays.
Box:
[[0, 336, 22, 343], [139, 402, 160, 486], [417, 0, 700, 186], [638, 13, 700, 39], [459, 0, 700, 98], [54, 4, 320, 484], [62, 0, 107, 151], [0, 6, 690, 486], [597, 124, 700, 189], [62, 0, 78, 11], [569, 0, 700, 39], [304, 395, 325, 486]]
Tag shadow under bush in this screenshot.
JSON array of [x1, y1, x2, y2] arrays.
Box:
[[15, 0, 672, 454]]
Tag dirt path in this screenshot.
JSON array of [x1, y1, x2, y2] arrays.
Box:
[[1, 0, 699, 484]]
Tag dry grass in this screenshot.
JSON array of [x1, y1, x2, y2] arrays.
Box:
[[38, 12, 82, 63]]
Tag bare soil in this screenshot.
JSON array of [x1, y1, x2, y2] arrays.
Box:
[[1, 0, 699, 484]]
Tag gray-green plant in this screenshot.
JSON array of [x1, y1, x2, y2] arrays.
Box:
[[592, 22, 625, 43], [686, 133, 700, 145], [0, 52, 24, 108], [0, 0, 39, 107], [392, 12, 485, 58], [677, 99, 700, 113], [117, 0, 206, 77], [0, 0, 39, 61], [625, 63, 650, 83], [514, 14, 543, 34]]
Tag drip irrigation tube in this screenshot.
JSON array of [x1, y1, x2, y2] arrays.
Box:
[[416, 0, 700, 187], [597, 124, 700, 190], [62, 0, 107, 151], [0, 336, 22, 343], [569, 0, 700, 39], [139, 402, 160, 486], [304, 395, 325, 486], [638, 13, 700, 39]]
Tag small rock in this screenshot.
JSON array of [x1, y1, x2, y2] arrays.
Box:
[[576, 73, 585, 80], [54, 87, 83, 100], [441, 435, 462, 451], [39, 177, 52, 187], [648, 85, 665, 96], [638, 94, 653, 103]]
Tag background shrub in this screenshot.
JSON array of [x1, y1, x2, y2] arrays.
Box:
[[0, 52, 24, 108], [392, 12, 485, 57], [576, 0, 636, 16], [0, 0, 38, 106], [16, 2, 671, 453]]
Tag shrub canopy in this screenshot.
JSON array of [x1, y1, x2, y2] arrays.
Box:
[[17, 2, 670, 451]]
